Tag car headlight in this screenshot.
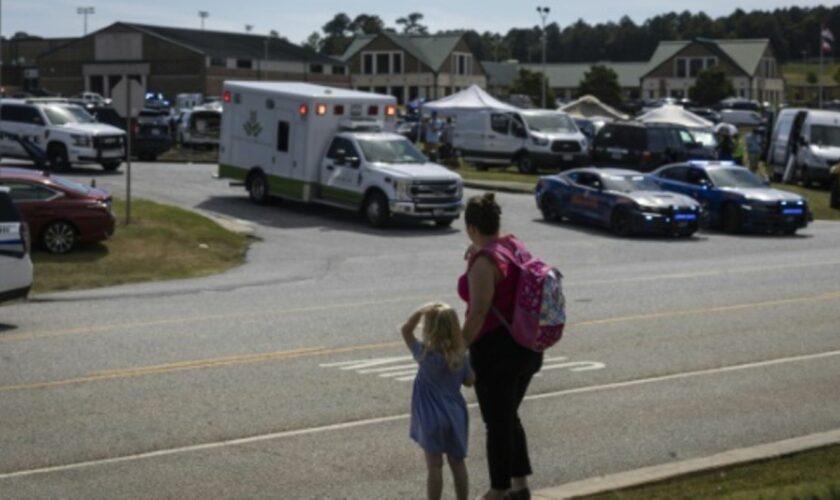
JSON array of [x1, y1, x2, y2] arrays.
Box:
[[394, 180, 412, 201], [71, 134, 93, 147], [531, 135, 549, 146]]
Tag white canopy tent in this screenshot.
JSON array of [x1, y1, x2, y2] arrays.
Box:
[[636, 104, 714, 129], [559, 95, 628, 121], [422, 85, 519, 120]]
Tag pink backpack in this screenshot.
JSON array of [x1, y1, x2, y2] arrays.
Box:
[[487, 238, 566, 352]]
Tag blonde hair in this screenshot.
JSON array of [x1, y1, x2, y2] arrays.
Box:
[[421, 302, 466, 372]]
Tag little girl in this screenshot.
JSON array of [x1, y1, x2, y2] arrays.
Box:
[[402, 302, 475, 500]]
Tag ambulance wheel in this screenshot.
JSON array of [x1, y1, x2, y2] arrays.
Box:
[[247, 171, 270, 205], [363, 191, 390, 228]]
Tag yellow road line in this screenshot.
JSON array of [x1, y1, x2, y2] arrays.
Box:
[[0, 341, 403, 394]]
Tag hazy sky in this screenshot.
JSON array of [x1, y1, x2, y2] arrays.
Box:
[[5, 0, 832, 45]]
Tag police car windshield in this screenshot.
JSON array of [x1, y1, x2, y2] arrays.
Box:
[[43, 105, 96, 125], [602, 175, 660, 192], [811, 125, 840, 147], [522, 113, 577, 133], [357, 138, 426, 164], [707, 168, 766, 188]]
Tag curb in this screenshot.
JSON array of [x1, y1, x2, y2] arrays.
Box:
[[462, 180, 534, 195], [533, 428, 840, 499]]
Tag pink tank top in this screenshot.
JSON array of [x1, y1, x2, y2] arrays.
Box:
[[457, 235, 525, 341]]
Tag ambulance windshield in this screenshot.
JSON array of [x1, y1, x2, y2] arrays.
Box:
[[357, 137, 427, 164]]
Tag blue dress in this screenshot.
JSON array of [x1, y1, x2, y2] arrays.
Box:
[[409, 340, 471, 459]]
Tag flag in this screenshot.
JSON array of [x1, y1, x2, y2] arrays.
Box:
[[823, 27, 834, 53]]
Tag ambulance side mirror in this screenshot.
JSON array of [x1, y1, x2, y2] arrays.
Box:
[[345, 156, 361, 168]]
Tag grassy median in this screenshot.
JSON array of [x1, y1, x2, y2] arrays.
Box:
[[581, 444, 840, 500], [32, 198, 250, 294]]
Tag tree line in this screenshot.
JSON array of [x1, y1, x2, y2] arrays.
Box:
[[306, 6, 840, 64]]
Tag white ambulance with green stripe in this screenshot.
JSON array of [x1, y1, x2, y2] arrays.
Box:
[[218, 82, 464, 227]]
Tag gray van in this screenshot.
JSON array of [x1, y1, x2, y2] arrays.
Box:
[[768, 108, 840, 185]]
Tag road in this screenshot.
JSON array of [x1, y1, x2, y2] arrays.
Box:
[[1, 161, 839, 499]]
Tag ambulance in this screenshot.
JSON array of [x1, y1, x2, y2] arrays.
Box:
[[218, 82, 464, 227]]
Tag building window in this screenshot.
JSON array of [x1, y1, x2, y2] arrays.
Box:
[[236, 59, 253, 69], [393, 53, 402, 74], [356, 86, 370, 92], [675, 57, 717, 78], [452, 53, 472, 76], [332, 65, 346, 75], [363, 54, 374, 75], [391, 87, 405, 105], [310, 64, 324, 74], [209, 57, 225, 67], [409, 86, 419, 101], [689, 58, 704, 77], [675, 59, 687, 78], [376, 53, 390, 74], [374, 86, 387, 95]]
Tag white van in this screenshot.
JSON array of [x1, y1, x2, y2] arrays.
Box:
[[0, 187, 33, 304], [453, 109, 589, 173], [768, 108, 840, 184], [177, 103, 222, 149], [218, 82, 463, 227]]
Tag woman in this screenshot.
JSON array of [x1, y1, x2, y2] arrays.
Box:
[[458, 193, 543, 500]]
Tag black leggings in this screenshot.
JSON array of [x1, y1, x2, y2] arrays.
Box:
[[470, 326, 543, 490]]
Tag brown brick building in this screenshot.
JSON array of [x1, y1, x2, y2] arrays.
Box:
[[37, 22, 349, 99], [1, 35, 76, 93], [340, 32, 487, 104]]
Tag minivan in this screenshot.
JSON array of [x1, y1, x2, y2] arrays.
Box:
[[767, 108, 840, 185], [592, 122, 714, 172]]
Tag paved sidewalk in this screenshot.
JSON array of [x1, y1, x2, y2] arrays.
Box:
[[533, 428, 840, 499]]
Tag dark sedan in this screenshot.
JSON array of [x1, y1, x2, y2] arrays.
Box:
[[0, 168, 115, 253], [652, 161, 811, 235], [535, 167, 703, 237]]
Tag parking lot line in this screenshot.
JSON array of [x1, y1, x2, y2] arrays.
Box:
[[2, 348, 838, 481], [2, 291, 838, 393]]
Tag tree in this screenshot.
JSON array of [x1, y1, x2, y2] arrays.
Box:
[[350, 14, 385, 35], [303, 32, 322, 52], [577, 65, 622, 108], [806, 72, 818, 85], [689, 67, 735, 106], [320, 13, 353, 55], [395, 13, 428, 35], [509, 68, 556, 109]]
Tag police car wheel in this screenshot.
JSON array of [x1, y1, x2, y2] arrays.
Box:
[[47, 145, 70, 172], [42, 221, 77, 254], [610, 209, 632, 237], [247, 172, 270, 205], [722, 204, 741, 234], [364, 192, 390, 228], [540, 194, 562, 222], [101, 161, 121, 171]]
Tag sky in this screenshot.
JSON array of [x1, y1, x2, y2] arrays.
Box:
[[3, 0, 832, 45]]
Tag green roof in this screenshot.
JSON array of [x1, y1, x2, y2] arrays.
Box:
[[340, 32, 463, 71], [642, 38, 771, 78], [485, 61, 650, 88]]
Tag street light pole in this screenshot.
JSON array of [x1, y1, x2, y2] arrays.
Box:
[[198, 11, 209, 30], [537, 6, 550, 109], [77, 6, 94, 36]]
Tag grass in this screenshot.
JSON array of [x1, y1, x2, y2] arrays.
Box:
[[781, 63, 840, 86], [453, 161, 840, 221], [31, 198, 250, 294], [580, 444, 840, 500]]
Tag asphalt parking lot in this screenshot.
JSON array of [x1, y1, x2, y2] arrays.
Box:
[[1, 161, 839, 499]]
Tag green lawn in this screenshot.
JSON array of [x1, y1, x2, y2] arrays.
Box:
[[581, 444, 840, 500], [32, 198, 250, 293], [781, 63, 840, 86]]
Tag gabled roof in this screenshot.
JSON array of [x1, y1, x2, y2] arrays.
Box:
[[340, 32, 464, 72], [40, 22, 344, 66], [484, 61, 650, 89], [642, 38, 771, 79]]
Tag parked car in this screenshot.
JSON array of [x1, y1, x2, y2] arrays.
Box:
[[177, 104, 222, 149], [534, 167, 702, 237], [0, 168, 115, 253], [0, 186, 33, 303], [766, 108, 840, 185], [652, 161, 811, 235], [73, 91, 110, 106], [0, 99, 126, 171], [88, 105, 173, 161], [719, 109, 765, 127], [591, 122, 713, 172], [687, 107, 721, 124]]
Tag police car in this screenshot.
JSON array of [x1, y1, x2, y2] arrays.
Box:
[[652, 161, 811, 235], [0, 187, 33, 304]]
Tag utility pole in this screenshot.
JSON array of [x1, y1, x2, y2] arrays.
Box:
[[198, 11, 209, 30], [77, 6, 94, 36], [537, 6, 550, 109]]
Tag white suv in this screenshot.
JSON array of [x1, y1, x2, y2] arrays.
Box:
[[0, 99, 127, 171], [0, 187, 33, 304]]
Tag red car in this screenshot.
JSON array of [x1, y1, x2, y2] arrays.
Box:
[[0, 168, 115, 253]]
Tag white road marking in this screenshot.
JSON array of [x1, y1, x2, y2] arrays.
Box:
[[1, 348, 838, 480], [540, 361, 606, 372]]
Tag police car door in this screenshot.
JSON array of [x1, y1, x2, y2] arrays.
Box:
[[0, 191, 26, 260], [321, 137, 362, 206]]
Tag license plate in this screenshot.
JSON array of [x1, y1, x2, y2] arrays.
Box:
[[677, 221, 688, 228], [563, 154, 573, 161], [433, 209, 445, 216], [610, 152, 622, 159]]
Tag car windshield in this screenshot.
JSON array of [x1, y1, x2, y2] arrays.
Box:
[[42, 105, 96, 125], [357, 137, 427, 164], [707, 168, 766, 188], [601, 174, 660, 192], [523, 113, 577, 133], [691, 129, 717, 147], [811, 125, 840, 147], [51, 176, 93, 194]]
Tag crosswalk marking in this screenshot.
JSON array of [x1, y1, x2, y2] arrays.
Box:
[[320, 355, 604, 382]]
